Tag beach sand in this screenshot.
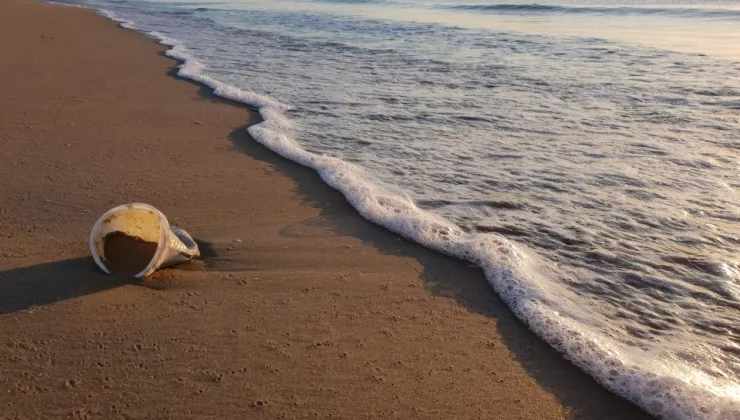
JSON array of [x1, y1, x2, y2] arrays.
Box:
[[0, 1, 654, 419]]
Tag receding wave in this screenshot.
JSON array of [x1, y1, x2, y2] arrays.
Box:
[[444, 3, 740, 19]]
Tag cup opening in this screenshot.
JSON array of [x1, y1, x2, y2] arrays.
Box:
[[102, 230, 160, 277]]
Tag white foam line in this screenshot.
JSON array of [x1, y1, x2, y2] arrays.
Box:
[[82, 7, 740, 420]]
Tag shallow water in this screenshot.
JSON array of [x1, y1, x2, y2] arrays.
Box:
[[58, 0, 739, 418]]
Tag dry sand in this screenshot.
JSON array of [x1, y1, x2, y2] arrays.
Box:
[[0, 1, 655, 419]]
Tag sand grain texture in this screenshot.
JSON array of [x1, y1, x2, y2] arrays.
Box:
[[0, 1, 654, 419]]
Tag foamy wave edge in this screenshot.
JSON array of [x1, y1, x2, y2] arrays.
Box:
[[94, 8, 738, 420]]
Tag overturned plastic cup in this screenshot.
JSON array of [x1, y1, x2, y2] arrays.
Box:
[[89, 203, 200, 278]]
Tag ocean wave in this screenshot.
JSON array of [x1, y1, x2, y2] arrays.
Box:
[[443, 3, 740, 19], [312, 0, 404, 4]]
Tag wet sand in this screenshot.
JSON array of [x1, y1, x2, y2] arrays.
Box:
[[0, 1, 654, 419]]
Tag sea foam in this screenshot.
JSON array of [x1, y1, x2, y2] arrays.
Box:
[[94, 8, 740, 419]]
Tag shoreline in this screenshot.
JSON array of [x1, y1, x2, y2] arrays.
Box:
[[0, 0, 654, 419]]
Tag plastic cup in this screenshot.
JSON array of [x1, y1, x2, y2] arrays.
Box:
[[89, 203, 200, 278]]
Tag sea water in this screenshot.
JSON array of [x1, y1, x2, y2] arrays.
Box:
[[54, 0, 740, 418]]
